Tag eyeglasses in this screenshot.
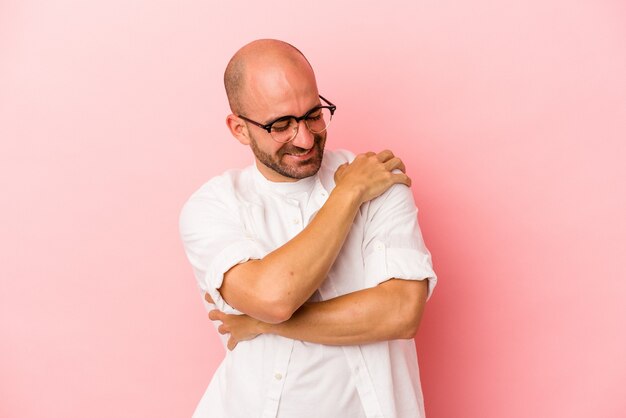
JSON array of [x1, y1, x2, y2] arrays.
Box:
[[238, 95, 336, 143]]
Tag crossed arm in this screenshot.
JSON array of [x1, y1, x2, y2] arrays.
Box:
[[207, 151, 430, 350], [207, 278, 429, 350]]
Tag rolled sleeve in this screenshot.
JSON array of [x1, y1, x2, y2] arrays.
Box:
[[204, 238, 268, 313], [362, 184, 437, 300], [179, 179, 270, 314], [364, 243, 437, 300]]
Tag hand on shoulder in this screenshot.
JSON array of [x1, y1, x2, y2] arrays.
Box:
[[333, 150, 411, 204]]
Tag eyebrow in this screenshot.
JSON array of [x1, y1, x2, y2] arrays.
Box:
[[263, 100, 323, 125]]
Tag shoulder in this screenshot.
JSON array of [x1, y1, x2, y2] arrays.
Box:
[[367, 180, 418, 223], [183, 168, 250, 207], [319, 149, 414, 206], [179, 167, 253, 231]]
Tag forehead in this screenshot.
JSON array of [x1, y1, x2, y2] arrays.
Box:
[[244, 59, 320, 121]]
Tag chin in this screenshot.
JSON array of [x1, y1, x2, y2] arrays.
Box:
[[288, 156, 323, 178]]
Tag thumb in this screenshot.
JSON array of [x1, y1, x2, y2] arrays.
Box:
[[334, 162, 348, 181]]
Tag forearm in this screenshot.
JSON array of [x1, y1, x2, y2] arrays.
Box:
[[220, 185, 363, 322], [259, 279, 429, 345]]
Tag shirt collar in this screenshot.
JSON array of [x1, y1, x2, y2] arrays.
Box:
[[252, 162, 319, 197]]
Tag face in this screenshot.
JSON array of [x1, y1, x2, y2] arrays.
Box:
[[247, 126, 326, 181], [240, 60, 327, 181], [227, 45, 327, 182]]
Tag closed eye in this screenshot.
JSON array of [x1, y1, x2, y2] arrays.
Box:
[[271, 120, 292, 132], [306, 109, 323, 120]]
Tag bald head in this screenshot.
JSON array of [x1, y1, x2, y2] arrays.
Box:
[[224, 39, 315, 114]]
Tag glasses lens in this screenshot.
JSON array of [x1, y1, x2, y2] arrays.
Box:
[[270, 118, 298, 143], [305, 108, 332, 134], [268, 108, 334, 143]]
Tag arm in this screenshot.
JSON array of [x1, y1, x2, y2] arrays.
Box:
[[208, 278, 429, 350], [208, 173, 436, 349], [219, 151, 410, 323]]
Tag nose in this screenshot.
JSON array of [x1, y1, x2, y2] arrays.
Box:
[[291, 119, 315, 149]]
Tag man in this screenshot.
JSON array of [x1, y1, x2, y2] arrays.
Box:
[[179, 39, 437, 418]]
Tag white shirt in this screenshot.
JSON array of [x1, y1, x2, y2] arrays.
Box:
[[179, 149, 437, 418], [252, 170, 365, 417]]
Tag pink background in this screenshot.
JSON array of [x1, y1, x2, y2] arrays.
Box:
[[1, 1, 625, 417]]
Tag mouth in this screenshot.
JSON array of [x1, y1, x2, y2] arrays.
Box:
[[284, 147, 316, 161]]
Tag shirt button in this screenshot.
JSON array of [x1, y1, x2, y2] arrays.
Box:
[[321, 191, 327, 197], [292, 218, 300, 225], [374, 242, 384, 251], [274, 373, 283, 380]]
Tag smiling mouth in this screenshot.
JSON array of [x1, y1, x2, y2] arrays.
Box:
[[285, 147, 315, 159]]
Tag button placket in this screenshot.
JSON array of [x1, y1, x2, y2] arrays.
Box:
[[261, 339, 295, 417], [306, 180, 329, 225], [315, 269, 385, 417]]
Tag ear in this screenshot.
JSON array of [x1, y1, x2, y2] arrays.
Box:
[[226, 114, 251, 146]]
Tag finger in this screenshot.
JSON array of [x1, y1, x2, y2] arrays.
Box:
[[363, 151, 376, 157], [208, 310, 223, 321], [218, 324, 228, 335], [383, 157, 406, 173], [204, 293, 214, 304], [376, 149, 395, 162], [334, 162, 348, 175], [391, 173, 412, 187], [227, 337, 237, 351]]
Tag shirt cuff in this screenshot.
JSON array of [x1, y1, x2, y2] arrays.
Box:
[[203, 238, 268, 314], [364, 242, 437, 300]]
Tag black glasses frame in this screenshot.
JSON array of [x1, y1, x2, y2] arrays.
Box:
[[238, 95, 336, 135]]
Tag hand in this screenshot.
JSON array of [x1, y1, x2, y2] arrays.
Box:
[[334, 150, 411, 204], [208, 309, 264, 351]]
